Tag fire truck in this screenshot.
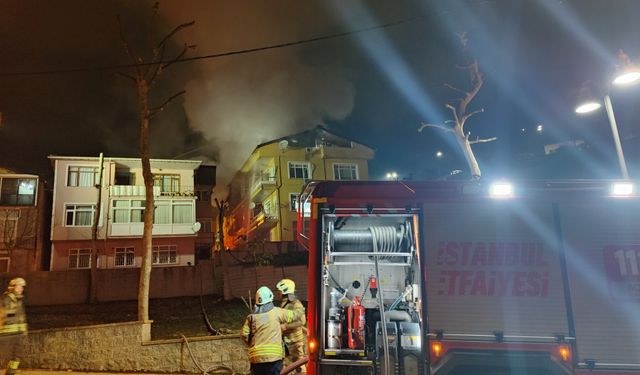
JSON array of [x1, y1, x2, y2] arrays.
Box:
[[297, 180, 640, 375]]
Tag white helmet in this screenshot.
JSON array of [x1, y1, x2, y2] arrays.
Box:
[[255, 286, 274, 305]]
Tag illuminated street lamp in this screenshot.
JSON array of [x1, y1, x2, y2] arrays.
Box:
[[574, 60, 640, 179], [435, 150, 443, 158]]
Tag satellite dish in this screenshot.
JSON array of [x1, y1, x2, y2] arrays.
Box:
[[278, 140, 289, 150], [192, 222, 202, 233]]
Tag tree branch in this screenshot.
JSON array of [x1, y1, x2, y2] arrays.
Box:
[[146, 43, 167, 83], [149, 90, 186, 118], [462, 108, 484, 123], [445, 103, 460, 125], [161, 43, 194, 70], [444, 83, 467, 95], [117, 15, 142, 78], [469, 136, 497, 145], [418, 122, 454, 133], [155, 21, 195, 51], [117, 72, 136, 82]]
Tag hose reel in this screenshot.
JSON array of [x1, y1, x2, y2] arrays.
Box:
[[328, 220, 414, 261]]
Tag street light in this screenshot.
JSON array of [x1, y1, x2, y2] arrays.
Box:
[[574, 60, 640, 179]]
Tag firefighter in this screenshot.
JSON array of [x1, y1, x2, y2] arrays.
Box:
[[242, 286, 302, 375], [1, 277, 28, 375], [276, 278, 307, 373]]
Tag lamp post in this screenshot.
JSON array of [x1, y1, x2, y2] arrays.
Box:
[[575, 57, 640, 179]]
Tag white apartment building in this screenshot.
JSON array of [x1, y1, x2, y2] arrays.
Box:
[[48, 156, 202, 270]]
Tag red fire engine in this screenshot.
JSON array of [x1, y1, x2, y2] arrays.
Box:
[[297, 180, 640, 375]]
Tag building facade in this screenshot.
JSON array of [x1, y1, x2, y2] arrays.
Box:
[[225, 126, 374, 248], [48, 156, 203, 271], [194, 164, 216, 262], [0, 171, 47, 274]]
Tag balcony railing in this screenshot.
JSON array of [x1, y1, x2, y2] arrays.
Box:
[[109, 185, 196, 197], [251, 175, 276, 202], [248, 211, 278, 240]]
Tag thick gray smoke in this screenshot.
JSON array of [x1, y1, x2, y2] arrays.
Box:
[[161, 1, 356, 199]]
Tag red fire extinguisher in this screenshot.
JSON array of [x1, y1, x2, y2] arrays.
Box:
[[348, 296, 366, 349]]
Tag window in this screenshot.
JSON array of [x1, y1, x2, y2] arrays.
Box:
[[114, 247, 135, 267], [264, 200, 272, 216], [289, 193, 300, 211], [0, 178, 37, 206], [196, 190, 211, 202], [154, 201, 171, 224], [152, 200, 194, 225], [333, 163, 358, 181], [115, 171, 135, 185], [67, 166, 98, 187], [0, 257, 9, 273], [154, 174, 180, 194], [153, 245, 177, 265], [172, 202, 193, 224], [288, 162, 310, 180], [0, 210, 19, 245], [69, 248, 91, 269], [65, 204, 96, 226], [300, 195, 312, 240], [112, 200, 144, 223]]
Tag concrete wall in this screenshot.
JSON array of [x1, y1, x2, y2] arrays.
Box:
[[0, 321, 249, 374], [1, 260, 223, 306]]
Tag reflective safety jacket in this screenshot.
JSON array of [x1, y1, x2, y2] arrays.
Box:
[[1, 292, 27, 335], [280, 298, 306, 345], [242, 306, 301, 363]]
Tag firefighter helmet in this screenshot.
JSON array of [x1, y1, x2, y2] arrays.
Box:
[[9, 277, 26, 289], [255, 286, 274, 305], [276, 278, 296, 295]]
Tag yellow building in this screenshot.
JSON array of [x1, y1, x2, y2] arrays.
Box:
[[225, 126, 374, 248]]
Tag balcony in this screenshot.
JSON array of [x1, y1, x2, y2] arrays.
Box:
[[109, 197, 197, 237], [109, 185, 196, 197], [247, 210, 278, 241], [251, 174, 276, 202]]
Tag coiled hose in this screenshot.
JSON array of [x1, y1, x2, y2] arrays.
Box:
[[370, 226, 392, 375]]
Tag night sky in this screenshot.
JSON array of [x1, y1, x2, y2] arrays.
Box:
[[1, 0, 639, 187]]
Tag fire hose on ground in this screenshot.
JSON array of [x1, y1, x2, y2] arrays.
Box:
[[280, 356, 309, 375], [181, 335, 235, 375]]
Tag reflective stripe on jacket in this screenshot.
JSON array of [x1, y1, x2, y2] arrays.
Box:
[[280, 299, 306, 344], [241, 307, 299, 363], [1, 292, 27, 335]]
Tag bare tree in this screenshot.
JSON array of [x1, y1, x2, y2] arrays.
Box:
[[214, 198, 227, 251], [118, 11, 194, 322], [419, 33, 496, 179], [0, 208, 37, 255]]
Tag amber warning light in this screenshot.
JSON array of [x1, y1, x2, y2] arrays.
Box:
[[559, 345, 571, 362], [431, 342, 442, 358], [308, 338, 317, 354]]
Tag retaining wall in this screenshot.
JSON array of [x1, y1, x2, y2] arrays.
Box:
[[0, 322, 249, 374], [1, 260, 223, 306]]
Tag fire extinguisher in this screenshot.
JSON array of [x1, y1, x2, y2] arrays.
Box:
[[348, 296, 366, 349]]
